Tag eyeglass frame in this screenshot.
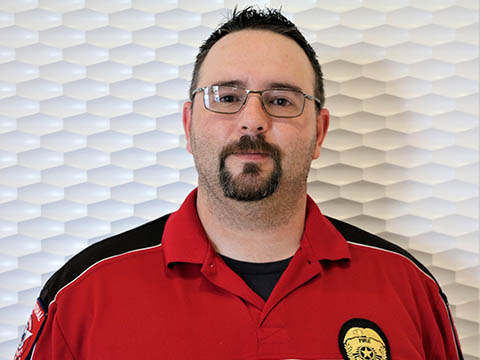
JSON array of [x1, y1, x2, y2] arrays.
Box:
[[191, 85, 323, 118]]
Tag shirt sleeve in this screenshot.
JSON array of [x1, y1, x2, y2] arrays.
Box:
[[425, 294, 463, 360], [14, 301, 75, 360]]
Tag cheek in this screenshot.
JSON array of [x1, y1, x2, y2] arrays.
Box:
[[273, 122, 316, 153], [191, 117, 235, 151], [280, 129, 317, 165], [189, 122, 224, 164]]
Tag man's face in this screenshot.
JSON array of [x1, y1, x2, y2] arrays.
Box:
[[183, 30, 329, 201]]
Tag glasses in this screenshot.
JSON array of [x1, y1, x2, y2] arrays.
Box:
[[191, 85, 322, 118]]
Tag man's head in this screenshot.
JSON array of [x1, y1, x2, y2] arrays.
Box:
[[183, 7, 329, 204], [189, 6, 325, 110]]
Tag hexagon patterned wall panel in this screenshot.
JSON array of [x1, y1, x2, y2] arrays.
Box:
[[0, 1, 478, 359]]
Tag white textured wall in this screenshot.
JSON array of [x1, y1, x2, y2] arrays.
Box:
[[0, 1, 478, 359]]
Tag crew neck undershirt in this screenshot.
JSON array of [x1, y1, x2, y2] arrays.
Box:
[[220, 255, 293, 301]]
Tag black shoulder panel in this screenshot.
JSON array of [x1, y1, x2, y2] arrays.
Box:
[[39, 213, 171, 309], [326, 216, 463, 360], [325, 216, 440, 289]]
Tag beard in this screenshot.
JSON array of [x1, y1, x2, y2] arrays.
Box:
[[219, 135, 282, 202]]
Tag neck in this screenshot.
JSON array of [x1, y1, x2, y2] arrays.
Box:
[[196, 184, 308, 262]]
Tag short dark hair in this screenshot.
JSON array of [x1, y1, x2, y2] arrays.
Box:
[[189, 6, 325, 109]]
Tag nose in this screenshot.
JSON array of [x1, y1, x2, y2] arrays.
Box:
[[237, 92, 270, 135]]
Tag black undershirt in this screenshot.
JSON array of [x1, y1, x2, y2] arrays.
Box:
[[221, 255, 293, 301]]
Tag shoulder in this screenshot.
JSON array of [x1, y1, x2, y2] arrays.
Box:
[[326, 217, 463, 360], [39, 213, 171, 309], [326, 216, 443, 292]]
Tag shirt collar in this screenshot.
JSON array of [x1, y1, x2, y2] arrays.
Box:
[[162, 188, 210, 266], [162, 188, 351, 266], [301, 195, 351, 262]]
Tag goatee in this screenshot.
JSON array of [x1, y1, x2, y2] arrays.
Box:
[[219, 135, 282, 202]]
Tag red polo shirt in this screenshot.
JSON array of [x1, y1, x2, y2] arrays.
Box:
[[16, 189, 462, 360]]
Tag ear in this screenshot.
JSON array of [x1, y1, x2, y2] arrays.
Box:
[[182, 101, 193, 154], [312, 108, 330, 160]]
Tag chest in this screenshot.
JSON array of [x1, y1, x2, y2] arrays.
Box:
[[63, 266, 427, 360]]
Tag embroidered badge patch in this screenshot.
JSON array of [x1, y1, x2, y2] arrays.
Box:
[[14, 299, 47, 360], [338, 318, 390, 360]]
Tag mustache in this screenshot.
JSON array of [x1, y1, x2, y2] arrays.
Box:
[[220, 135, 282, 161]]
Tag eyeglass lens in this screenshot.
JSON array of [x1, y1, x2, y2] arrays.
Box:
[[204, 86, 305, 117]]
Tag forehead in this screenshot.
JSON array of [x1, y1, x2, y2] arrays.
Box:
[[198, 29, 315, 92]]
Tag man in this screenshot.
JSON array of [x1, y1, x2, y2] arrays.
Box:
[[16, 7, 462, 360]]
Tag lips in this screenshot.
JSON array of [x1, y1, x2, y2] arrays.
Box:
[[235, 151, 267, 156], [233, 152, 268, 160]]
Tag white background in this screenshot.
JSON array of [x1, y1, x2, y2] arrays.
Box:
[[0, 0, 478, 359]]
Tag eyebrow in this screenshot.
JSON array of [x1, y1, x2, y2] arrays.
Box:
[[212, 80, 246, 88], [268, 82, 303, 93], [211, 80, 304, 93]]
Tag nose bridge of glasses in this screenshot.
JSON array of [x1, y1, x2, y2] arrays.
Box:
[[243, 89, 266, 109]]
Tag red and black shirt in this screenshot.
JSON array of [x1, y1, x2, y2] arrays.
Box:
[[16, 189, 463, 360]]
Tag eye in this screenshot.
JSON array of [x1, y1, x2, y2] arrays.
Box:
[[218, 94, 241, 103], [270, 97, 292, 106], [264, 90, 300, 108]]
